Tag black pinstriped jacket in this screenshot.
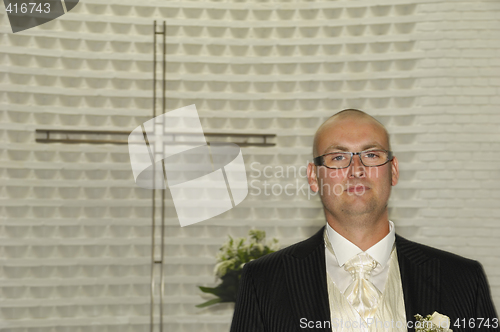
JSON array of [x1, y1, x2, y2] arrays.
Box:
[[230, 227, 499, 332]]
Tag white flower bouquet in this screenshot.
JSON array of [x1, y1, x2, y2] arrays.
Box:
[[196, 229, 279, 308]]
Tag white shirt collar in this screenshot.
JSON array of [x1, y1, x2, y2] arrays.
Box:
[[325, 220, 395, 268]]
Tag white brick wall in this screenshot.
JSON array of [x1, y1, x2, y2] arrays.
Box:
[[0, 1, 499, 331], [409, 0, 500, 305]]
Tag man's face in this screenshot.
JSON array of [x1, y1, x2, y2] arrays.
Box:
[[307, 116, 399, 221]]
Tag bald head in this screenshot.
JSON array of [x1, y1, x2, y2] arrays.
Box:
[[313, 109, 390, 157]]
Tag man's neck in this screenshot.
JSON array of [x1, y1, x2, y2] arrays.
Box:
[[326, 213, 390, 251]]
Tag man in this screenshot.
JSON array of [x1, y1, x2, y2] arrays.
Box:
[[230, 109, 498, 331]]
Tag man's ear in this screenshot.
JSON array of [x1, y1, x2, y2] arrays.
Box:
[[391, 156, 399, 186], [307, 162, 319, 192]]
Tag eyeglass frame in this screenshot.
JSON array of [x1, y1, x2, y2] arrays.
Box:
[[313, 149, 394, 169]]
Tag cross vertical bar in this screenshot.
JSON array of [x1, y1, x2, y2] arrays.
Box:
[[150, 20, 157, 332]]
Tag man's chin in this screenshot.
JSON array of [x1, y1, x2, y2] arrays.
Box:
[[340, 198, 377, 216]]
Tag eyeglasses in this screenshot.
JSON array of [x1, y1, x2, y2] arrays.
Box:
[[313, 150, 393, 169]]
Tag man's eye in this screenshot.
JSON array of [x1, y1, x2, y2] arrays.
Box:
[[365, 152, 381, 158], [330, 154, 345, 161]]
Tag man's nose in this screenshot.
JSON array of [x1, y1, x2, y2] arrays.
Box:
[[348, 154, 366, 178]]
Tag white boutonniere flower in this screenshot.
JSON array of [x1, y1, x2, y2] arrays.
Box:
[[414, 311, 453, 332]]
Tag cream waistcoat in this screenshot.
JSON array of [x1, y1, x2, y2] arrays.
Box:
[[327, 249, 407, 332]]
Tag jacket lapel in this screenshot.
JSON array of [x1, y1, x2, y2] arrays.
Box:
[[396, 234, 440, 332], [283, 227, 331, 332]]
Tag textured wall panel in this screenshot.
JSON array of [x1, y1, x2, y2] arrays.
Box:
[[0, 0, 499, 331]]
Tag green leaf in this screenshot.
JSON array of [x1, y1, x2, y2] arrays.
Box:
[[198, 286, 220, 296], [196, 298, 223, 308]]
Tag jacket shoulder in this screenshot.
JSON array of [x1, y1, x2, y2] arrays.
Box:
[[396, 234, 481, 269], [243, 227, 325, 275]]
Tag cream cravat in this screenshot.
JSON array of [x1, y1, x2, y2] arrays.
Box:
[[343, 252, 382, 322]]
